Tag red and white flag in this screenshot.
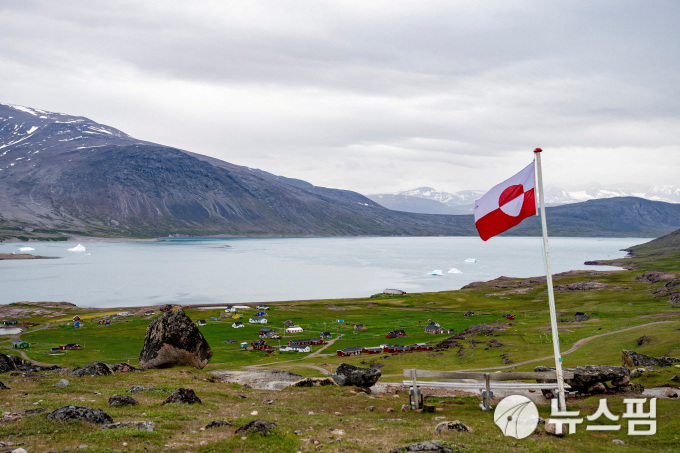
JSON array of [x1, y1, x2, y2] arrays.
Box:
[[474, 162, 536, 241]]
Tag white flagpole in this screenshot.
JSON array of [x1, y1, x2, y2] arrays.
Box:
[[533, 148, 567, 411]]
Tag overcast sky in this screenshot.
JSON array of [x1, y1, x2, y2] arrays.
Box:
[[1, 0, 679, 195]]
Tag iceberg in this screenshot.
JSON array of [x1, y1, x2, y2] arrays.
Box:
[[19, 247, 35, 252], [465, 258, 477, 263], [67, 244, 87, 252], [447, 268, 462, 274], [429, 269, 443, 276]]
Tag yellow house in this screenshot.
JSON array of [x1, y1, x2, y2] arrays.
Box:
[[232, 314, 242, 320]]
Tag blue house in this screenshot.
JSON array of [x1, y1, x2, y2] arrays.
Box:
[[74, 321, 82, 328]]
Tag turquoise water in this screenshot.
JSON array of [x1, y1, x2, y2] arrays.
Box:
[[0, 237, 649, 308]]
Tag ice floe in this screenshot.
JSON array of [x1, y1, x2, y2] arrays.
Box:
[[19, 246, 35, 251], [428, 269, 443, 276], [67, 244, 87, 252], [465, 258, 477, 263], [447, 268, 462, 274]]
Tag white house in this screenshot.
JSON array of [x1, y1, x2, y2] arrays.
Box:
[[117, 311, 130, 317], [224, 306, 236, 313], [232, 322, 245, 328], [249, 317, 267, 324], [285, 326, 303, 333], [279, 345, 311, 353]]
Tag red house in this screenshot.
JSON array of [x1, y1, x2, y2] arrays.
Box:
[[362, 347, 382, 354], [337, 346, 363, 357], [251, 340, 270, 351]]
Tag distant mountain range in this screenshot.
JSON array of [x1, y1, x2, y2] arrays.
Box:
[[1, 102, 680, 240], [368, 185, 680, 215]]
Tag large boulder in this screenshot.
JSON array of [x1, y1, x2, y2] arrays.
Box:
[[535, 365, 630, 392], [138, 309, 212, 370], [70, 362, 114, 377], [622, 350, 680, 368], [46, 406, 113, 424], [332, 363, 381, 388], [0, 354, 18, 374]]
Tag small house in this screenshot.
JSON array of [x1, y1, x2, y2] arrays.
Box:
[[161, 304, 173, 312], [97, 318, 111, 325], [504, 314, 515, 320], [12, 340, 29, 349], [65, 343, 82, 350], [256, 304, 270, 310], [251, 339, 270, 350], [232, 314, 242, 320], [320, 331, 332, 339], [254, 311, 268, 317], [353, 324, 367, 331], [3, 320, 18, 325], [145, 310, 155, 316], [117, 311, 130, 317], [416, 343, 436, 351], [249, 317, 267, 324], [362, 346, 382, 354], [259, 328, 281, 339], [386, 329, 407, 339], [224, 305, 236, 313], [463, 311, 474, 317], [73, 321, 82, 328], [574, 312, 589, 322], [337, 346, 363, 357], [50, 347, 61, 353], [232, 322, 245, 328], [285, 326, 303, 334], [239, 342, 248, 349], [72, 315, 81, 322], [283, 320, 295, 327], [197, 320, 207, 326], [280, 345, 311, 353], [424, 321, 447, 334]]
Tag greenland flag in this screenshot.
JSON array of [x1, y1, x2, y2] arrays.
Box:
[[474, 162, 536, 241]]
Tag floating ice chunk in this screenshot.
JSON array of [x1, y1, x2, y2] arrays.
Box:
[[465, 258, 477, 263], [447, 268, 462, 274], [429, 269, 443, 276], [19, 246, 35, 251], [67, 244, 87, 252]]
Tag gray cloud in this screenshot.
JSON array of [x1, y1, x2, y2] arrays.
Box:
[[1, 0, 679, 194]]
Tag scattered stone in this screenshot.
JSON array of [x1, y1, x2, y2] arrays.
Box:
[[332, 363, 381, 388], [545, 420, 565, 437], [535, 365, 630, 392], [622, 350, 680, 368], [46, 406, 113, 424], [70, 362, 114, 377], [636, 272, 675, 283], [334, 412, 342, 416], [110, 363, 137, 373], [386, 408, 394, 413], [294, 430, 302, 435], [401, 404, 411, 412], [388, 441, 465, 453], [161, 388, 202, 405], [108, 395, 138, 407], [612, 376, 630, 387], [102, 421, 154, 432], [670, 375, 680, 382], [615, 383, 645, 393], [126, 385, 168, 393], [612, 439, 625, 445], [370, 363, 384, 370], [367, 406, 376, 412], [0, 382, 10, 390], [637, 336, 651, 346], [234, 419, 277, 436], [138, 309, 213, 370], [205, 420, 231, 429], [291, 377, 336, 387], [435, 420, 473, 434], [422, 405, 435, 413], [556, 282, 606, 292], [11, 448, 28, 453], [487, 339, 504, 348], [665, 388, 678, 398], [54, 379, 69, 388]]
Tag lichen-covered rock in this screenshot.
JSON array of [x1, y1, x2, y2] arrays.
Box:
[[161, 388, 202, 405], [108, 395, 138, 407], [622, 350, 680, 368], [111, 362, 137, 373], [235, 419, 277, 436], [139, 309, 212, 370], [332, 363, 381, 388], [70, 362, 114, 377], [0, 354, 18, 374], [46, 406, 113, 424], [434, 420, 473, 434]]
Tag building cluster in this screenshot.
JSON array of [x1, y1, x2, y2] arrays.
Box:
[[337, 343, 436, 357]]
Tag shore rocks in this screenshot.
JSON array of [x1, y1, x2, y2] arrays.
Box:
[[54, 379, 69, 388], [46, 406, 113, 424], [622, 350, 680, 368], [138, 309, 212, 370], [332, 363, 381, 388], [161, 388, 202, 405], [70, 362, 114, 377]]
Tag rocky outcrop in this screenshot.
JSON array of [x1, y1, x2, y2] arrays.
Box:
[[291, 377, 336, 387], [206, 420, 231, 429], [46, 406, 114, 424], [555, 282, 607, 292], [70, 362, 114, 377], [622, 350, 680, 368], [0, 355, 18, 374], [139, 309, 212, 370], [161, 388, 202, 405], [535, 365, 637, 394], [454, 323, 505, 339], [636, 271, 676, 283], [332, 363, 381, 388]]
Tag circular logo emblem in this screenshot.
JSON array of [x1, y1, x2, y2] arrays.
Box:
[[494, 395, 539, 439], [499, 184, 525, 217]]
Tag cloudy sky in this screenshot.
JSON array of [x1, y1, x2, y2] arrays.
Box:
[[1, 0, 679, 195]]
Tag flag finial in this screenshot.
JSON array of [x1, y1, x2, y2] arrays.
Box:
[[534, 148, 543, 153]]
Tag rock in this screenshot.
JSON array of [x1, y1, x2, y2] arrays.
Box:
[[422, 405, 435, 413], [138, 309, 212, 370], [10, 448, 27, 453], [637, 336, 651, 346], [126, 385, 168, 393], [367, 406, 376, 412], [46, 406, 114, 424], [665, 388, 678, 398], [161, 388, 202, 405], [636, 272, 675, 283], [370, 363, 384, 369], [401, 404, 411, 412], [54, 379, 69, 388], [612, 376, 630, 387], [70, 362, 114, 377], [102, 421, 154, 432], [612, 439, 625, 445], [388, 441, 465, 453], [0, 355, 18, 374], [622, 350, 680, 368], [332, 363, 381, 388], [671, 375, 680, 382], [205, 420, 231, 429], [535, 365, 629, 392], [0, 382, 10, 390], [108, 395, 138, 407], [211, 370, 304, 390], [291, 377, 336, 387], [555, 282, 606, 292], [615, 383, 645, 394], [587, 382, 607, 394], [454, 323, 505, 339], [434, 420, 473, 434], [234, 419, 277, 436], [110, 362, 137, 372], [545, 420, 565, 437]]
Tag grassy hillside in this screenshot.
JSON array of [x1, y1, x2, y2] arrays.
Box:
[[1, 233, 679, 452]]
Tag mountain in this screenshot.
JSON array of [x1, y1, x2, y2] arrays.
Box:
[[368, 184, 680, 215], [2, 103, 680, 241], [0, 103, 476, 239]]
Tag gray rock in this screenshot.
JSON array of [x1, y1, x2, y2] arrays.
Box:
[[205, 420, 231, 429], [126, 385, 168, 393], [161, 388, 202, 405], [587, 382, 607, 394], [332, 363, 381, 388], [110, 362, 137, 373], [535, 365, 630, 392], [0, 354, 18, 373], [138, 309, 212, 370], [291, 377, 336, 387], [388, 441, 465, 453], [235, 419, 277, 436], [612, 439, 625, 445], [545, 420, 566, 437], [671, 375, 680, 382], [665, 388, 678, 398], [434, 420, 473, 434], [70, 362, 113, 377], [54, 379, 69, 388], [102, 421, 154, 432], [46, 406, 113, 424], [108, 395, 138, 407], [622, 350, 680, 368], [0, 381, 10, 390]]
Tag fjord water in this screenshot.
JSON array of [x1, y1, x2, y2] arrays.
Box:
[[0, 237, 648, 308]]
